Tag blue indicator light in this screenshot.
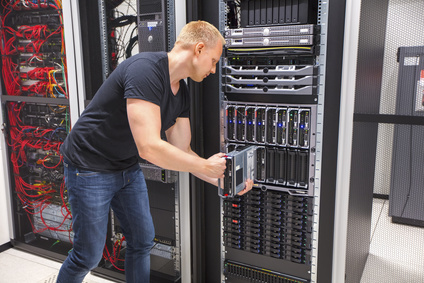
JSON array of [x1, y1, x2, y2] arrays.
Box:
[[258, 122, 261, 125], [300, 125, 304, 129], [278, 123, 282, 127]]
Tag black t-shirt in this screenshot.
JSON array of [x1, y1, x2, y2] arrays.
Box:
[[60, 52, 190, 171]]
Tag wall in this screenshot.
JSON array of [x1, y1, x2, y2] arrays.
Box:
[[374, 0, 424, 195]]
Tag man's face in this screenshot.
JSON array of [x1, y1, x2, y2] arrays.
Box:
[[192, 41, 223, 82]]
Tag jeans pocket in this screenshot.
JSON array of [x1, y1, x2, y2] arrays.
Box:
[[63, 160, 69, 184], [76, 169, 100, 177]]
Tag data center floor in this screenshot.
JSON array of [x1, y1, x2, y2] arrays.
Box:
[[0, 198, 422, 283]]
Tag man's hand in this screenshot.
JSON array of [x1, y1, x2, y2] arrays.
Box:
[[203, 152, 227, 179], [237, 179, 254, 196]]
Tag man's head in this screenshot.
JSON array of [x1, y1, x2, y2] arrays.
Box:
[[175, 20, 225, 50], [175, 21, 225, 82]]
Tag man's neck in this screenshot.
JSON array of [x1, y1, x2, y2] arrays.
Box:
[[168, 47, 192, 87]]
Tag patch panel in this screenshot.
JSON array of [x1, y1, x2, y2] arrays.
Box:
[[33, 203, 73, 244], [12, 11, 62, 26]]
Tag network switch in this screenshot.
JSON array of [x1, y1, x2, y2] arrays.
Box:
[[224, 74, 316, 87], [224, 84, 316, 95], [224, 64, 317, 77], [226, 34, 315, 47], [224, 24, 316, 38]]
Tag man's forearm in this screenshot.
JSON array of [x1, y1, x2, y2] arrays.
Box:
[[186, 148, 219, 187], [139, 139, 208, 175]]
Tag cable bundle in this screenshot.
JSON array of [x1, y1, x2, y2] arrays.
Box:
[[0, 0, 68, 97], [6, 101, 72, 241], [103, 236, 126, 271]]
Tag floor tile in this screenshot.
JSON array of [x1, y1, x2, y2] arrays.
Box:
[[0, 248, 116, 283], [361, 253, 423, 283], [370, 201, 424, 265], [0, 250, 58, 283], [370, 198, 385, 241], [361, 200, 424, 283], [1, 199, 422, 282]]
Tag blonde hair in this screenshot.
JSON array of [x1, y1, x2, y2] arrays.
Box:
[[175, 20, 225, 49]]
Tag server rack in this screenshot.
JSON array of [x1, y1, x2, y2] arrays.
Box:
[[389, 46, 424, 227], [0, 1, 189, 282], [87, 1, 190, 282], [197, 0, 346, 282], [0, 0, 74, 261], [218, 1, 321, 282]]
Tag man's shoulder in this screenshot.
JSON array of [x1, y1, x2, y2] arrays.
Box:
[[128, 51, 167, 64]]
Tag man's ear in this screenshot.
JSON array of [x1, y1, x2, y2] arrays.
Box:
[[194, 42, 205, 56]]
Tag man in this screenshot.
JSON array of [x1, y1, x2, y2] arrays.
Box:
[[57, 20, 253, 283]]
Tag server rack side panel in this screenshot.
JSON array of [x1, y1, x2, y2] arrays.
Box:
[[316, 0, 346, 282], [0, 109, 12, 246]]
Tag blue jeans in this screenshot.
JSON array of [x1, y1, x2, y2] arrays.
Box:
[[57, 160, 155, 283]]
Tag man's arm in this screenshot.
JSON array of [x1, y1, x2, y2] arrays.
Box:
[[165, 116, 220, 186], [127, 98, 225, 179], [165, 115, 254, 194]]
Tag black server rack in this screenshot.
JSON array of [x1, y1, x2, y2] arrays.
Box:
[[0, 1, 184, 282], [0, 0, 72, 260], [94, 162, 184, 283], [196, 0, 346, 282], [89, 1, 185, 282], [389, 46, 424, 227], [219, 1, 318, 282]]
